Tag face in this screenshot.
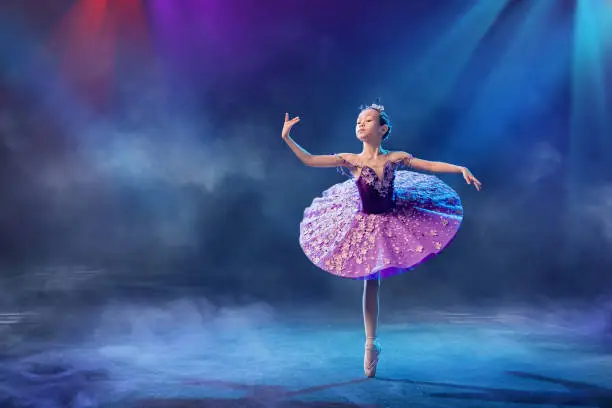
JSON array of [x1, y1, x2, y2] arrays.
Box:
[[355, 109, 387, 143]]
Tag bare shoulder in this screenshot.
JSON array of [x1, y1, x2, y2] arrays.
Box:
[[336, 152, 358, 160], [335, 152, 359, 167], [387, 151, 413, 161]]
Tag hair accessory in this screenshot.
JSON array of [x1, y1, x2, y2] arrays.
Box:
[[369, 103, 385, 111]]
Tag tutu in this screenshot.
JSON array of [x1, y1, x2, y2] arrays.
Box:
[[299, 158, 463, 280]]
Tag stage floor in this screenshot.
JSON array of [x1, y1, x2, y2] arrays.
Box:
[[1, 306, 611, 407]]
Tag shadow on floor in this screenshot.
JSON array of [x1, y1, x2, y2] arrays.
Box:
[[133, 378, 378, 408], [377, 370, 612, 407]]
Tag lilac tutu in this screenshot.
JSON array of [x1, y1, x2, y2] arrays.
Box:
[[299, 162, 463, 280]]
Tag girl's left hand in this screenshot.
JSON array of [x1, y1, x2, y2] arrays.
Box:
[[461, 167, 482, 191]]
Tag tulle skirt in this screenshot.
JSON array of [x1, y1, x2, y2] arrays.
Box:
[[299, 171, 463, 280]]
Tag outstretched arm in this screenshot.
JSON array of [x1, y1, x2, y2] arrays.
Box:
[[410, 157, 463, 174], [398, 152, 482, 191], [281, 113, 345, 168]]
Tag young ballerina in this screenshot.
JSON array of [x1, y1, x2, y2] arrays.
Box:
[[281, 103, 481, 378]]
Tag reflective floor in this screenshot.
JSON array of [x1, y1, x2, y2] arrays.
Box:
[[1, 301, 611, 407]]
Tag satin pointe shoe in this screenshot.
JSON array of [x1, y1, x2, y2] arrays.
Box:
[[364, 339, 382, 378]]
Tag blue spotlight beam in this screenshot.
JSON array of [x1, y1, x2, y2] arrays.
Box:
[[449, 0, 562, 156], [571, 0, 611, 181], [404, 0, 511, 131], [564, 0, 612, 259]]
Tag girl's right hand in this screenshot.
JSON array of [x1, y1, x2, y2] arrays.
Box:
[[282, 113, 300, 140]]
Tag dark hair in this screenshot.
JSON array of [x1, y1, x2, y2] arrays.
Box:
[[359, 101, 392, 141]]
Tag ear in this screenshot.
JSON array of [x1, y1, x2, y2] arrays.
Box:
[[381, 124, 389, 134]]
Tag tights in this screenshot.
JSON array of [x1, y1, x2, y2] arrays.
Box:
[[362, 278, 380, 345]]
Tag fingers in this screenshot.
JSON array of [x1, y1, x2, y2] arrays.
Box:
[[463, 169, 483, 191], [465, 174, 483, 191], [284, 113, 300, 124]]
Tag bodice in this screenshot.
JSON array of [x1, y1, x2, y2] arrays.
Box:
[[355, 161, 397, 214]]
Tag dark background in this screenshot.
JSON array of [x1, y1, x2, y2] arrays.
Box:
[[0, 0, 610, 319]]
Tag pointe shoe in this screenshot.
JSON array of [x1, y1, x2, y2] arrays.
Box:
[[364, 340, 382, 378]]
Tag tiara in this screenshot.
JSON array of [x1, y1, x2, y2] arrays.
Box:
[[368, 103, 385, 111]]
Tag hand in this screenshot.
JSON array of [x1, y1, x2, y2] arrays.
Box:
[[282, 113, 300, 140], [461, 167, 482, 191]]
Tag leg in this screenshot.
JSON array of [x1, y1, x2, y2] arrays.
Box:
[[363, 276, 382, 377], [363, 277, 380, 341]]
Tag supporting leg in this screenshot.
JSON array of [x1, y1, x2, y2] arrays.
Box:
[[362, 277, 382, 377]]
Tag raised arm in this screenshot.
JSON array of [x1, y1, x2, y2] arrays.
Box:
[[281, 113, 346, 168]]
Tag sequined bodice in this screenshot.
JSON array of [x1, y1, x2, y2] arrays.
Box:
[[356, 162, 396, 214]]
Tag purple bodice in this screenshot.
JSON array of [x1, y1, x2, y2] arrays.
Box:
[[356, 162, 396, 214]]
